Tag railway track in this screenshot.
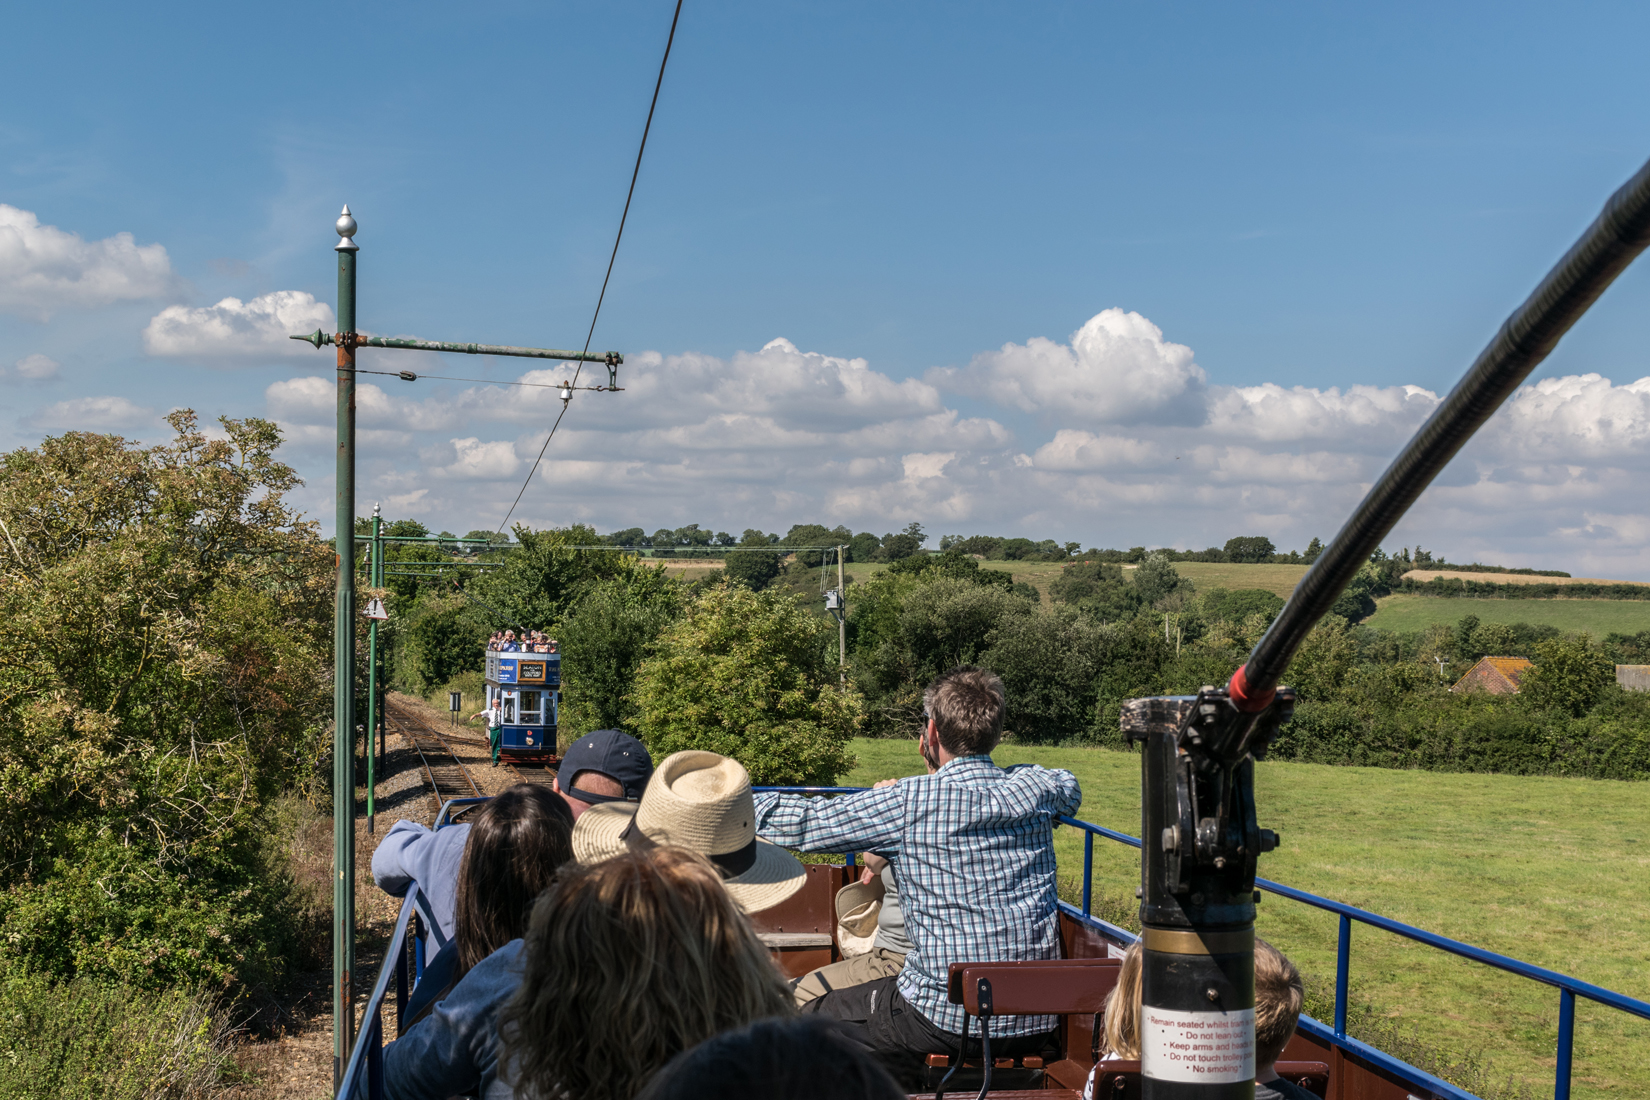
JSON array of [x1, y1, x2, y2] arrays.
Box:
[[384, 698, 484, 817]]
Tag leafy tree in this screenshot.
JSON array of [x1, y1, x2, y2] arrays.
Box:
[[558, 565, 684, 741], [1521, 637, 1615, 717], [604, 527, 647, 548], [877, 522, 926, 562], [632, 585, 861, 784], [1223, 536, 1276, 563], [980, 609, 1122, 742], [0, 412, 331, 988], [1049, 561, 1142, 621], [396, 594, 491, 693], [466, 524, 629, 629], [724, 530, 781, 591], [848, 531, 881, 562], [1302, 537, 1324, 564], [1134, 552, 1194, 605], [463, 528, 513, 547], [781, 523, 854, 568], [1283, 619, 1360, 701]]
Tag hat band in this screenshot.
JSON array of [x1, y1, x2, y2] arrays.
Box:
[[567, 785, 635, 806], [619, 816, 760, 880]]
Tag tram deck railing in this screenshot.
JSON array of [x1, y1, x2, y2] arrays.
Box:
[[337, 787, 1650, 1100]]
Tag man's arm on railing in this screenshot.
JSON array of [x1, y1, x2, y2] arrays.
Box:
[[752, 786, 903, 853]]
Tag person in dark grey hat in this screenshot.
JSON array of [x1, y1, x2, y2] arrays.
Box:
[[553, 729, 655, 820]]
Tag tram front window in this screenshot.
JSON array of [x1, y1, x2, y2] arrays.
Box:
[[519, 691, 543, 726], [502, 693, 517, 723]]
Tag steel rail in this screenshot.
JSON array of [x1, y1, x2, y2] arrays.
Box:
[[1234, 153, 1650, 705], [385, 700, 483, 815]]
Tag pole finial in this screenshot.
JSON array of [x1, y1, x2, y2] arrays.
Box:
[[336, 205, 359, 253], [373, 501, 381, 517]]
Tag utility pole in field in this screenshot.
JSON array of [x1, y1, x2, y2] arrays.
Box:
[[305, 207, 624, 1092], [824, 545, 846, 684]]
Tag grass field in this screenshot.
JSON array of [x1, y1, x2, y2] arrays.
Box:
[[841, 738, 1648, 1099], [1367, 594, 1650, 635]]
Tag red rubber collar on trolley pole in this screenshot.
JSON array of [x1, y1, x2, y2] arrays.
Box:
[[1228, 664, 1275, 713]]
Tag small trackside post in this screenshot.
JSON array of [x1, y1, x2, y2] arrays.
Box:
[[366, 503, 381, 833]]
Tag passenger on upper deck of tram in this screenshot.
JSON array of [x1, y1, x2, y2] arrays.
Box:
[[751, 666, 1082, 1081], [366, 750, 805, 1100]]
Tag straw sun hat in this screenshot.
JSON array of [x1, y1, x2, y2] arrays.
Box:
[[571, 750, 807, 913]]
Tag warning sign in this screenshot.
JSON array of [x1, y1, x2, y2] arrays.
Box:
[[1141, 1006, 1255, 1084], [363, 597, 389, 621]]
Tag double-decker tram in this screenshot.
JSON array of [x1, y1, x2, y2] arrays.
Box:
[[483, 645, 561, 760]]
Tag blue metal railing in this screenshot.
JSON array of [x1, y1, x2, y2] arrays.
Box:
[[337, 786, 1650, 1100], [1052, 812, 1650, 1100]]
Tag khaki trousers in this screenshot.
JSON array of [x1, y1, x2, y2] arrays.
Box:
[[791, 946, 907, 1006]]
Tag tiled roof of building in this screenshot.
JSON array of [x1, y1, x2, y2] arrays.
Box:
[[1450, 656, 1533, 695]]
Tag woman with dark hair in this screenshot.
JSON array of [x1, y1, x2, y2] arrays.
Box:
[[635, 1016, 905, 1100], [373, 783, 574, 1033], [451, 783, 575, 978], [494, 846, 795, 1100]]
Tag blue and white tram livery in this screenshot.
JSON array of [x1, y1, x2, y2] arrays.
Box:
[[483, 647, 561, 760]]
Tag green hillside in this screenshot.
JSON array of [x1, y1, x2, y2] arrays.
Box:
[[1367, 594, 1650, 634], [845, 739, 1648, 1100]]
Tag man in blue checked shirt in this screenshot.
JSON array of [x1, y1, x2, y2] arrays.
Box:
[[753, 665, 1082, 1082]]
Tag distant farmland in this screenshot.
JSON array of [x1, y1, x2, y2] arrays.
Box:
[[1367, 594, 1650, 634]]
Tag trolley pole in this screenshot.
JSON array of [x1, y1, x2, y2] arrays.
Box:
[[365, 503, 382, 834], [300, 207, 627, 1098], [332, 205, 359, 1090]]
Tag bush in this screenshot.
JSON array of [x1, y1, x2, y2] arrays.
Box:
[[632, 584, 862, 784], [1269, 689, 1650, 780], [887, 548, 1014, 591], [0, 414, 331, 989], [1200, 587, 1284, 625], [0, 975, 233, 1100], [1520, 636, 1615, 717]]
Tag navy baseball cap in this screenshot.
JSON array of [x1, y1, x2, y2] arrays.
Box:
[[559, 730, 654, 804]]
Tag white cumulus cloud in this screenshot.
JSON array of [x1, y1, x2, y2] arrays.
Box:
[[0, 205, 175, 319], [144, 290, 336, 359], [932, 308, 1208, 425], [26, 395, 157, 431], [4, 354, 60, 383], [249, 314, 1650, 580]]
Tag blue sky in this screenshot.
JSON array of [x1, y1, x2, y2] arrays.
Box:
[[5, 2, 1650, 575]]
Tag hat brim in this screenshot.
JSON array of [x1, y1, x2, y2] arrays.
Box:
[[572, 802, 808, 914]]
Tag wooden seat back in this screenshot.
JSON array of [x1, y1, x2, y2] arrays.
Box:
[[946, 958, 1122, 1017]]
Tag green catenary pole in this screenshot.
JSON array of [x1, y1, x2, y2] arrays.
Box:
[[366, 503, 381, 834], [373, 505, 386, 804], [332, 204, 359, 1089]]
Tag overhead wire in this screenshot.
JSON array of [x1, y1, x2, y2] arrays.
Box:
[[495, 0, 685, 537]]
